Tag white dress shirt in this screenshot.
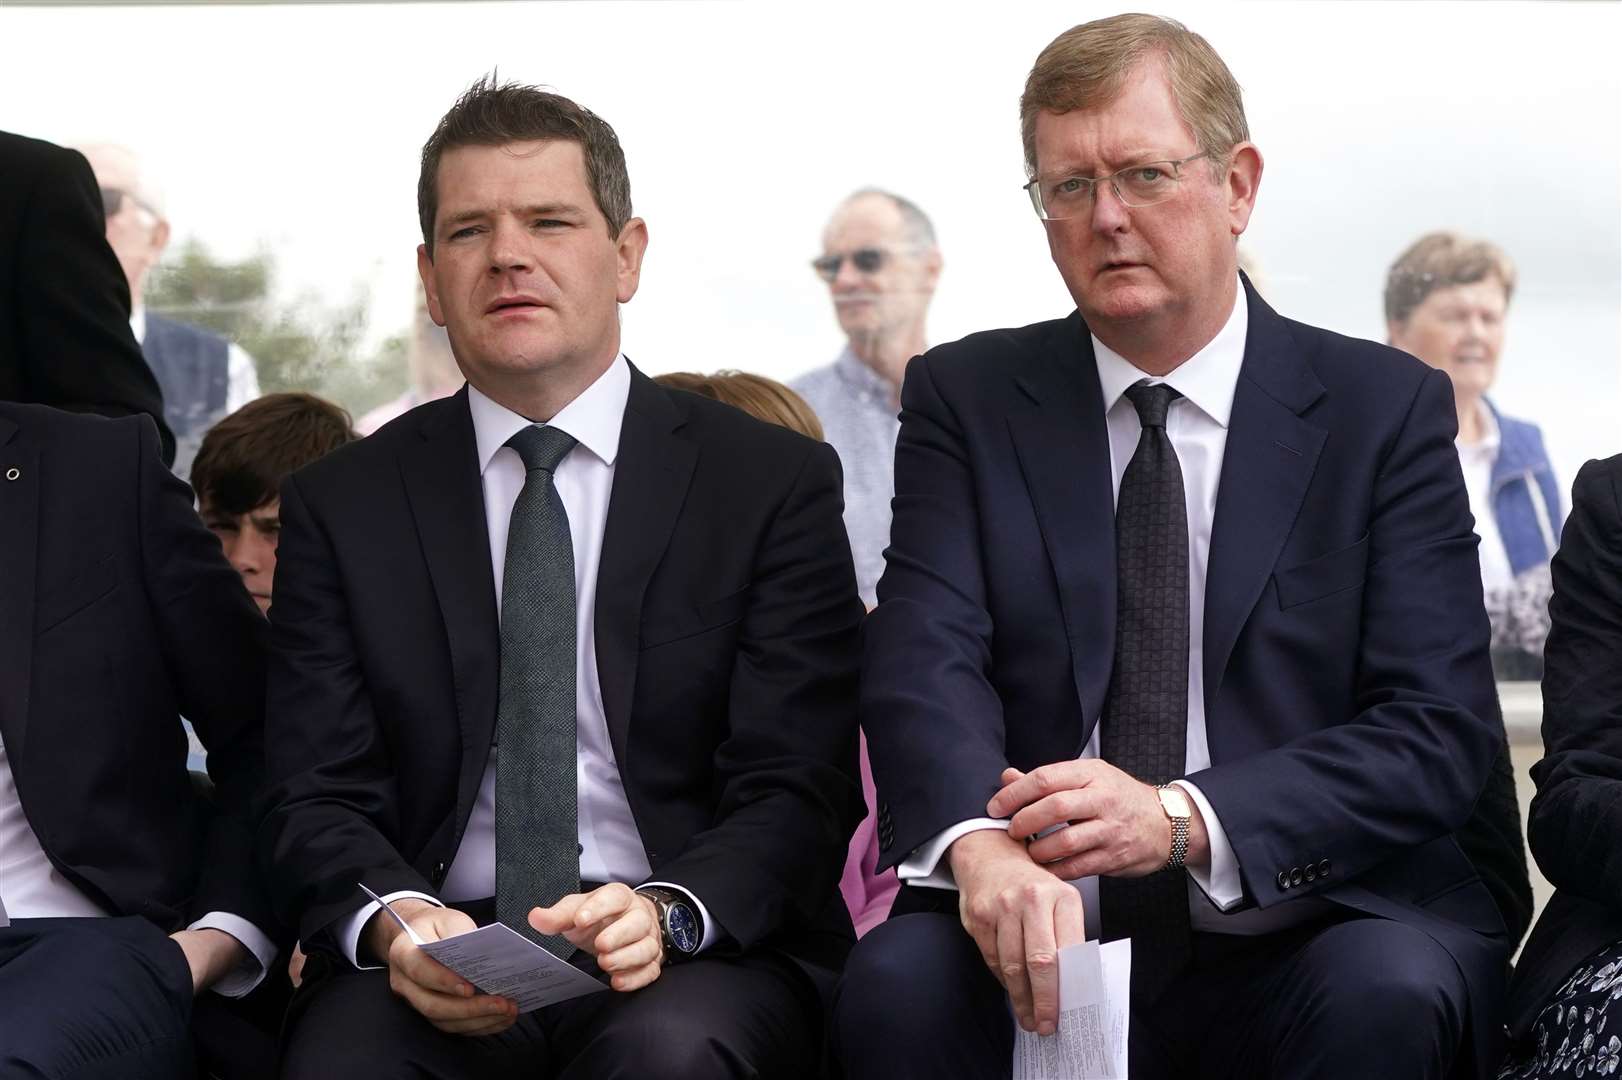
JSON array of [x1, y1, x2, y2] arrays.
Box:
[[340, 356, 714, 965], [1456, 402, 1514, 597], [900, 282, 1326, 938], [0, 721, 276, 995]]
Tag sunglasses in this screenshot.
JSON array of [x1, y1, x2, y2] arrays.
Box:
[[99, 187, 153, 219], [810, 247, 895, 283]]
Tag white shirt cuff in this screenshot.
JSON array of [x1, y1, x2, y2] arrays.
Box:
[[338, 890, 443, 969], [896, 818, 1010, 891], [187, 911, 277, 998], [641, 881, 719, 953], [1171, 780, 1243, 911]]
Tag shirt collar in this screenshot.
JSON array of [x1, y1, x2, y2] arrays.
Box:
[[1458, 398, 1501, 454], [130, 305, 146, 344], [833, 347, 896, 398], [1090, 276, 1248, 429], [467, 354, 629, 475]]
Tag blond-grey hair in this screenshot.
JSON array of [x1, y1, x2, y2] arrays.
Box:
[[1020, 14, 1248, 178]]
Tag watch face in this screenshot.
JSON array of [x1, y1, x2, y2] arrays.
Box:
[[666, 903, 700, 955], [1158, 787, 1192, 818]]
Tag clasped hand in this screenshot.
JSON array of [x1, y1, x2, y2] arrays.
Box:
[[374, 883, 665, 1037], [952, 760, 1183, 1036]]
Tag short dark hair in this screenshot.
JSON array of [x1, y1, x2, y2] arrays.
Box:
[[418, 74, 632, 256], [190, 392, 356, 515]]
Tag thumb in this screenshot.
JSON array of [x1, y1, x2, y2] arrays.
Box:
[[528, 895, 585, 935]]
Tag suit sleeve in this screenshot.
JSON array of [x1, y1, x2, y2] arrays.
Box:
[[861, 355, 1013, 872], [18, 144, 173, 465], [1526, 458, 1622, 902], [1186, 368, 1503, 906], [646, 440, 866, 953], [258, 473, 437, 946], [132, 412, 276, 932]]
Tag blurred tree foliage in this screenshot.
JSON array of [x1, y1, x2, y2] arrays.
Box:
[[146, 238, 407, 417]]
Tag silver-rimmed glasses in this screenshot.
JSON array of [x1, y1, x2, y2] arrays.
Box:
[[1023, 151, 1213, 220]]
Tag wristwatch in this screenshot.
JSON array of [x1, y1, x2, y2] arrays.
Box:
[[635, 886, 703, 961], [1156, 784, 1192, 871]]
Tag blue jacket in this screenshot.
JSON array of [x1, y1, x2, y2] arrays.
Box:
[[1486, 399, 1562, 576]]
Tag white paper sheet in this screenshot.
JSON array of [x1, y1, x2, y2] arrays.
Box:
[[418, 923, 609, 1013], [1012, 939, 1131, 1079]]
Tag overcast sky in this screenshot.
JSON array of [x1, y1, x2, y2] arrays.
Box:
[[2, 0, 1617, 486]]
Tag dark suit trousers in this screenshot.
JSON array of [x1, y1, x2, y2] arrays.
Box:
[[0, 916, 196, 1079], [281, 900, 821, 1080], [834, 910, 1477, 1080]]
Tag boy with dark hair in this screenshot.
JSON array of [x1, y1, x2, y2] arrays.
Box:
[[191, 392, 355, 614]]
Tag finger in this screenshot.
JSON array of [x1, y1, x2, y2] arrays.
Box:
[[430, 1002, 521, 1036], [1054, 887, 1087, 951], [593, 906, 655, 955], [392, 973, 512, 1024], [961, 898, 1001, 980], [996, 912, 1034, 1032], [610, 959, 663, 992], [1023, 901, 1062, 1037], [1007, 790, 1103, 841], [989, 762, 1088, 818], [1000, 767, 1025, 786], [574, 883, 636, 929], [393, 941, 475, 998], [1027, 819, 1111, 865], [598, 934, 661, 974]]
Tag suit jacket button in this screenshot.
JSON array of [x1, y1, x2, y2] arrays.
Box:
[[1276, 870, 1290, 890], [433, 861, 446, 879], [1289, 866, 1304, 886], [1318, 859, 1331, 878], [578, 843, 584, 855]]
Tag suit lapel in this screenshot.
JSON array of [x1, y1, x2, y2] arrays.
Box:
[[1203, 285, 1328, 710], [0, 416, 37, 757], [399, 390, 501, 819], [1007, 316, 1119, 750], [594, 367, 697, 767]]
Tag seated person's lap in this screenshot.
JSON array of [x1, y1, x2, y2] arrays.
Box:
[[836, 911, 1471, 1080], [283, 950, 820, 1080], [0, 917, 195, 1078]]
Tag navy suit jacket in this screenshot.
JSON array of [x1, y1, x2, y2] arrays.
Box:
[[0, 402, 270, 930], [864, 281, 1513, 1070], [259, 370, 864, 998]]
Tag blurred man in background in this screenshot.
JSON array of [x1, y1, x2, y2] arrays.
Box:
[[78, 143, 261, 475], [792, 189, 941, 608]]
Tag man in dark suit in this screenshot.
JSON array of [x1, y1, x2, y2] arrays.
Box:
[[0, 402, 276, 1076], [835, 15, 1515, 1080], [1505, 455, 1622, 1052], [0, 131, 174, 464], [260, 78, 863, 1078]]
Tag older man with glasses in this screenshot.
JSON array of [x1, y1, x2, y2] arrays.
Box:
[[836, 14, 1520, 1080], [792, 188, 942, 610]]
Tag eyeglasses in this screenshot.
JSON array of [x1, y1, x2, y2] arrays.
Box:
[[811, 247, 902, 283], [99, 187, 154, 220], [1023, 151, 1213, 220]]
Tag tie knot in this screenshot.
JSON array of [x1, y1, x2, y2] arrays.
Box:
[[1124, 381, 1182, 429], [506, 424, 577, 474]]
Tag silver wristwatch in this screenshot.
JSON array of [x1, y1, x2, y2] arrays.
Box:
[[1156, 784, 1192, 871]]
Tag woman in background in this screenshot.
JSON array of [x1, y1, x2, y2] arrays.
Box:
[[1386, 232, 1561, 679]]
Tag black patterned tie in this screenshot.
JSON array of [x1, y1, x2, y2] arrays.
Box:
[[495, 424, 581, 954], [1098, 381, 1193, 1005]]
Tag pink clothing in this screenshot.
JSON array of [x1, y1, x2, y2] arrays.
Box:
[[840, 731, 899, 937]]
